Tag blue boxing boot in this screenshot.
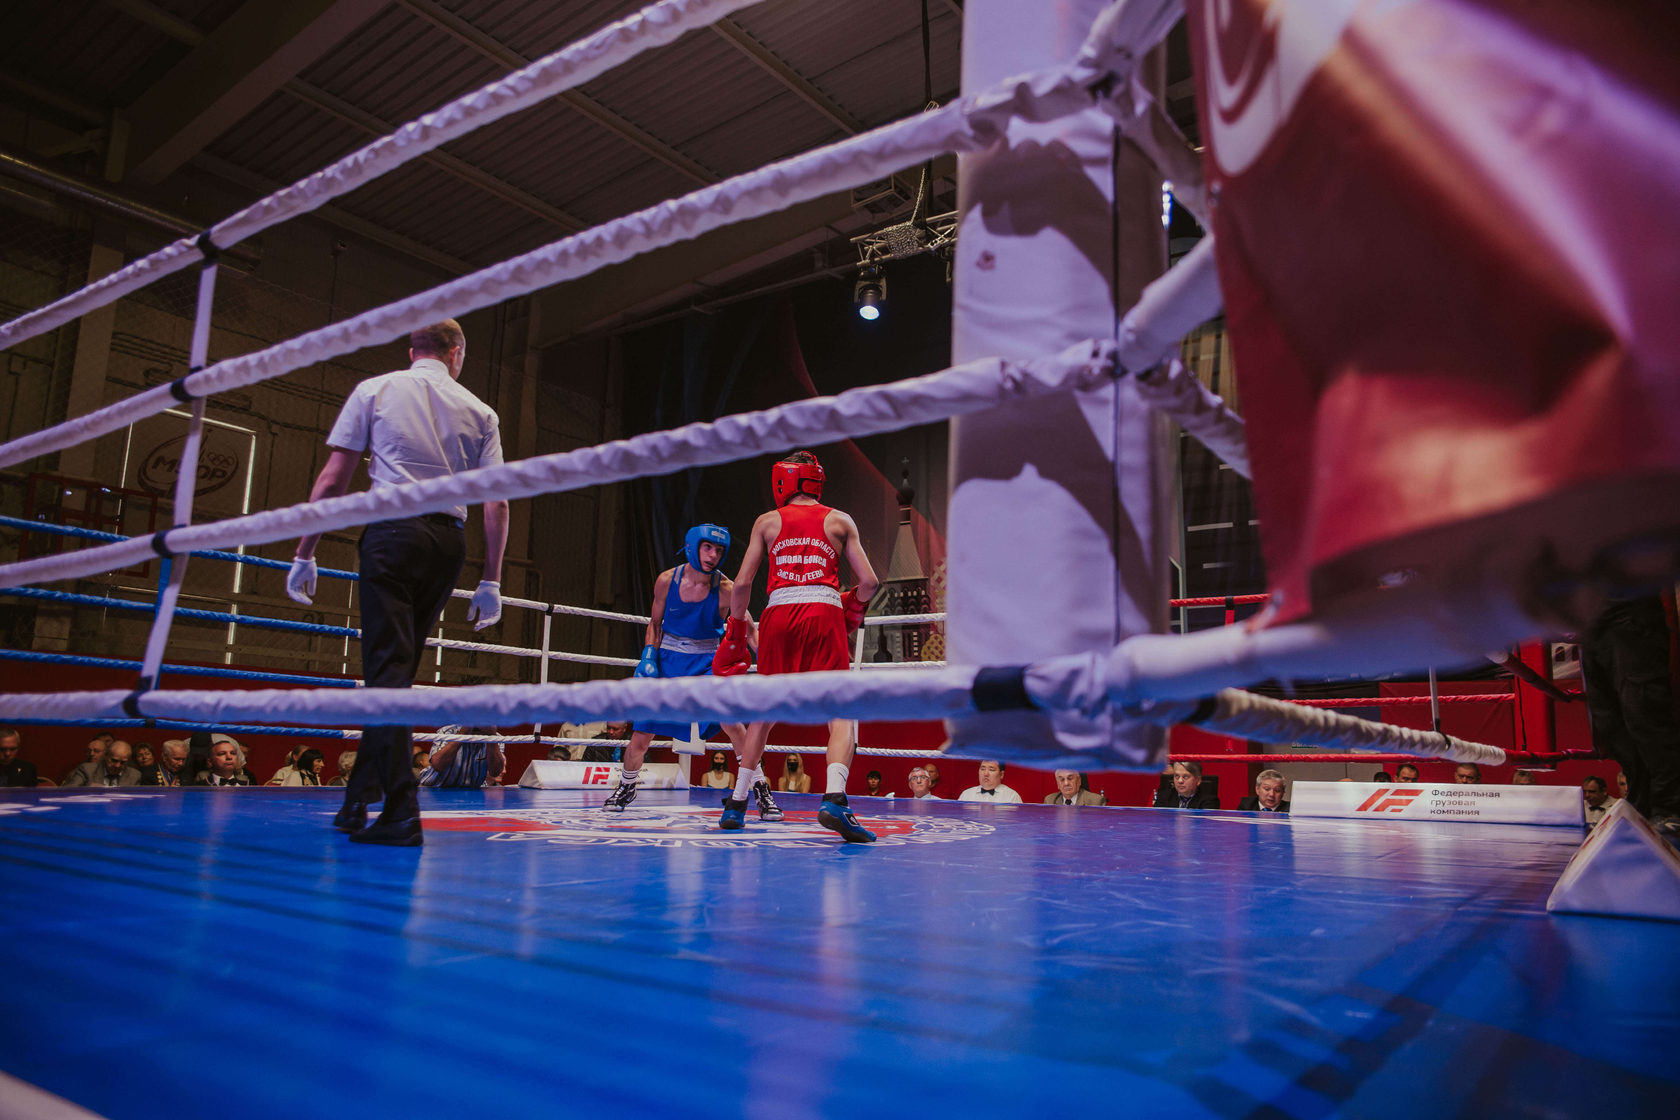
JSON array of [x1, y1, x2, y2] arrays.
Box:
[[719, 796, 748, 830], [817, 793, 875, 844]]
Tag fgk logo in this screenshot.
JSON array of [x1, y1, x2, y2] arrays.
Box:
[[1355, 787, 1425, 814], [580, 766, 613, 786]]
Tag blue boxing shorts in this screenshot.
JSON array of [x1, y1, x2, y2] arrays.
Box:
[[632, 647, 722, 741]]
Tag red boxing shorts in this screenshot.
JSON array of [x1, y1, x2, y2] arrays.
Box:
[[757, 603, 849, 675]]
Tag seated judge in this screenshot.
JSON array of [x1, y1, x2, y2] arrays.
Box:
[[1043, 769, 1106, 806], [1237, 769, 1290, 813], [1154, 760, 1220, 809]]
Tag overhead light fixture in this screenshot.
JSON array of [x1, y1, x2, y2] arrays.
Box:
[[854, 268, 885, 321]]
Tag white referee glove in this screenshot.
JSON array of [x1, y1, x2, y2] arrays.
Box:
[[286, 557, 318, 605], [468, 580, 502, 630]]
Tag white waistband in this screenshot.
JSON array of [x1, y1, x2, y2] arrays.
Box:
[[766, 585, 842, 610], [659, 634, 719, 655]]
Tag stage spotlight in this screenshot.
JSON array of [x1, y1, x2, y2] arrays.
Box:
[[854, 269, 885, 321]]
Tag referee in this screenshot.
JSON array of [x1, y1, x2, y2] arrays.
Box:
[[287, 319, 509, 847]]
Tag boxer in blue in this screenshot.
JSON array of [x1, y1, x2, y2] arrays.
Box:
[[603, 524, 780, 820]]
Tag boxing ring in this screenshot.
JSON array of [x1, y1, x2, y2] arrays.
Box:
[[3, 0, 1680, 1114], [2, 785, 1676, 1118]]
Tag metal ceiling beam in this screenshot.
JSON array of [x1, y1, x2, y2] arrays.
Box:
[[393, 0, 719, 186], [708, 21, 863, 135], [279, 82, 587, 234], [192, 152, 475, 276], [119, 0, 389, 184], [101, 0, 586, 234]]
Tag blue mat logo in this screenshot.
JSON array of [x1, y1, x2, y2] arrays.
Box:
[[423, 804, 995, 848]]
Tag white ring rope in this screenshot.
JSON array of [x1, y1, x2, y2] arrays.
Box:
[[0, 0, 769, 351], [0, 341, 1122, 588], [0, 15, 1143, 471], [0, 663, 1505, 766]]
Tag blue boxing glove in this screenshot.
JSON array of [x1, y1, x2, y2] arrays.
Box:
[[635, 645, 661, 678]]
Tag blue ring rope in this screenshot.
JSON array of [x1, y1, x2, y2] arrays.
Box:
[[0, 515, 358, 581], [2, 716, 354, 738], [0, 586, 360, 638], [0, 648, 360, 688]]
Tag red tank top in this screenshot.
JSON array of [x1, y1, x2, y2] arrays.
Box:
[[766, 503, 840, 593]]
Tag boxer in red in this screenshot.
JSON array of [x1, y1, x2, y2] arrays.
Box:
[[713, 450, 880, 841]]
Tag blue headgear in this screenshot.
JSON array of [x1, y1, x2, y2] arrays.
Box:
[[684, 523, 731, 573]]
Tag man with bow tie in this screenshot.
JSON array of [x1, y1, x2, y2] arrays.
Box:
[[959, 760, 1022, 804]]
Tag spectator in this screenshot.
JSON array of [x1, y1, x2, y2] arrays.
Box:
[[778, 755, 811, 794], [268, 745, 311, 786], [1581, 594, 1680, 834], [199, 739, 252, 787], [907, 767, 939, 800], [1043, 769, 1106, 806], [1513, 769, 1537, 785], [133, 743, 155, 769], [1154, 761, 1219, 809], [1237, 769, 1290, 812], [61, 735, 110, 784], [1395, 763, 1421, 783], [0, 728, 38, 789], [284, 749, 327, 787], [586, 722, 631, 763], [1454, 763, 1481, 784], [863, 770, 891, 797], [65, 740, 141, 787], [701, 751, 733, 790], [1616, 770, 1629, 800], [0, 727, 38, 788], [412, 745, 430, 780], [922, 763, 941, 794], [419, 727, 504, 789], [1583, 776, 1617, 826], [137, 739, 190, 787], [959, 761, 1022, 803], [327, 751, 357, 787], [1373, 771, 1394, 783]]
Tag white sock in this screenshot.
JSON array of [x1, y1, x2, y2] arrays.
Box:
[[731, 769, 754, 801], [827, 762, 849, 795], [747, 766, 764, 788], [620, 768, 640, 785]]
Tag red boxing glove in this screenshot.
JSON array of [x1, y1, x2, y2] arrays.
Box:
[[712, 615, 752, 677], [841, 588, 869, 634]]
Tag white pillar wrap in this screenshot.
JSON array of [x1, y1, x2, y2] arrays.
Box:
[[945, 0, 1171, 769]]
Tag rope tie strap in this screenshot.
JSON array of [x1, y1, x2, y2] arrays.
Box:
[[195, 230, 221, 263], [149, 531, 175, 559]]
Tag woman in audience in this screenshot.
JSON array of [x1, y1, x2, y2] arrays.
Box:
[[778, 755, 811, 794], [327, 751, 357, 787], [133, 742, 155, 769], [283, 749, 326, 787]]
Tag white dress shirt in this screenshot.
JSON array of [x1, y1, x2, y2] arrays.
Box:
[[327, 358, 503, 522], [959, 784, 1022, 803]]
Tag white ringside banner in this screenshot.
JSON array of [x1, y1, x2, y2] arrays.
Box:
[[518, 761, 688, 791], [1548, 800, 1680, 923], [1290, 782, 1583, 828]]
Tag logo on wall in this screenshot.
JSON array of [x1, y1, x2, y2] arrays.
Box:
[[423, 804, 995, 849], [137, 433, 243, 499]]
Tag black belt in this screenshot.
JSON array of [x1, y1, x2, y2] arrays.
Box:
[[418, 512, 464, 528]]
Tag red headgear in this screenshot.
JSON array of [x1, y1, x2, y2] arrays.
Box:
[[772, 456, 824, 506]]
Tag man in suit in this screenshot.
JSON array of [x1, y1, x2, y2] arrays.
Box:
[[1154, 760, 1220, 809], [1044, 769, 1106, 806], [0, 727, 38, 787], [63, 739, 141, 787], [135, 739, 190, 787], [1237, 768, 1290, 813]]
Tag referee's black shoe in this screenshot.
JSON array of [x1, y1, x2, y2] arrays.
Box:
[[332, 802, 368, 833], [349, 815, 422, 847]]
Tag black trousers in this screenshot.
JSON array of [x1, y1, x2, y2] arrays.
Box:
[[1581, 594, 1680, 818], [343, 514, 465, 819]]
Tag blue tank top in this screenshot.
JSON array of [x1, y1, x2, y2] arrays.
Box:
[[661, 565, 725, 640]]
